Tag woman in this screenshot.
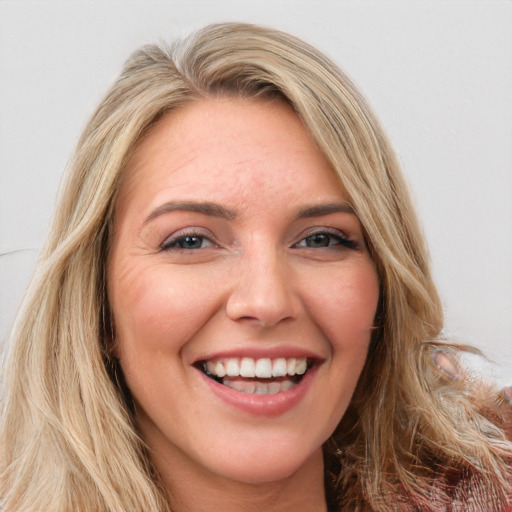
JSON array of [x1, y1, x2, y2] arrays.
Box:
[[0, 23, 510, 512]]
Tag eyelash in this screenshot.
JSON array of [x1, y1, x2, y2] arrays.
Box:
[[160, 228, 358, 252]]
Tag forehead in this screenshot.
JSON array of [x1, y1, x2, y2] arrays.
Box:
[[117, 97, 347, 217]]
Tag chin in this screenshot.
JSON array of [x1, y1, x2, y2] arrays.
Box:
[[207, 444, 323, 485]]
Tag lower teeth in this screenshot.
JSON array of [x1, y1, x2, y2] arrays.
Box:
[[221, 378, 296, 394]]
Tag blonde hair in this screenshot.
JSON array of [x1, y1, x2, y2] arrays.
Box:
[[1, 23, 510, 512]]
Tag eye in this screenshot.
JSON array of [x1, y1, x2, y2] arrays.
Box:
[[161, 232, 215, 251], [303, 233, 337, 248], [293, 229, 358, 250]]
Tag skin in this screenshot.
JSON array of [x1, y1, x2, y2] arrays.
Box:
[[108, 97, 380, 511]]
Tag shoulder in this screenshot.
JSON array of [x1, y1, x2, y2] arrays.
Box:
[[453, 354, 512, 512], [425, 349, 512, 511]]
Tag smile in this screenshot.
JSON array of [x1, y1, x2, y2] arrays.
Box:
[[199, 357, 312, 395]]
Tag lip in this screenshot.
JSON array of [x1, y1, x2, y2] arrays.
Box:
[[195, 362, 320, 417]]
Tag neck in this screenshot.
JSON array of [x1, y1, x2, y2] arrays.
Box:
[[156, 448, 327, 512]]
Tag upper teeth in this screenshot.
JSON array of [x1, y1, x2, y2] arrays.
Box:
[[205, 357, 308, 379]]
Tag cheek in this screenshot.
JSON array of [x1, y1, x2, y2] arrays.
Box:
[[109, 258, 223, 358], [306, 261, 380, 346], [299, 264, 379, 438]]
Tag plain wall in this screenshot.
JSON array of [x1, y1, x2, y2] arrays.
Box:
[[1, 0, 511, 383]]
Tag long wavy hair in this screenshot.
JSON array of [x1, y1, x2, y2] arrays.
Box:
[[1, 23, 510, 512]]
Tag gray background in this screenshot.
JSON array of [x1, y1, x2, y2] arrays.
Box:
[[1, 1, 510, 383]]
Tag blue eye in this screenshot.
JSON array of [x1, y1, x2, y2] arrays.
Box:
[[304, 233, 336, 248], [161, 234, 214, 251], [175, 235, 205, 249], [294, 231, 358, 250]]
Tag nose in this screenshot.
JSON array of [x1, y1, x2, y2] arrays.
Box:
[[225, 244, 302, 328]]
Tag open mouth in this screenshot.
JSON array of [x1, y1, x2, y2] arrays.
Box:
[[196, 357, 314, 395]]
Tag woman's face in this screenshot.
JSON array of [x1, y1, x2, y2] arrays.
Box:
[[108, 97, 379, 487]]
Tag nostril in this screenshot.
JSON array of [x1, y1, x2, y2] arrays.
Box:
[[225, 290, 301, 328]]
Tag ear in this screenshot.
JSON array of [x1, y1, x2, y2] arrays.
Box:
[[431, 348, 464, 382]]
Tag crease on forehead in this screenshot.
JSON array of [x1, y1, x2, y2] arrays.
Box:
[[113, 96, 203, 220], [113, 95, 355, 225]]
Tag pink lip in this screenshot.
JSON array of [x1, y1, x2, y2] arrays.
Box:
[[196, 363, 319, 417]]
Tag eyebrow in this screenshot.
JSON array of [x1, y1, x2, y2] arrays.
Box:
[[144, 201, 237, 224], [144, 200, 355, 225], [297, 202, 355, 218]]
